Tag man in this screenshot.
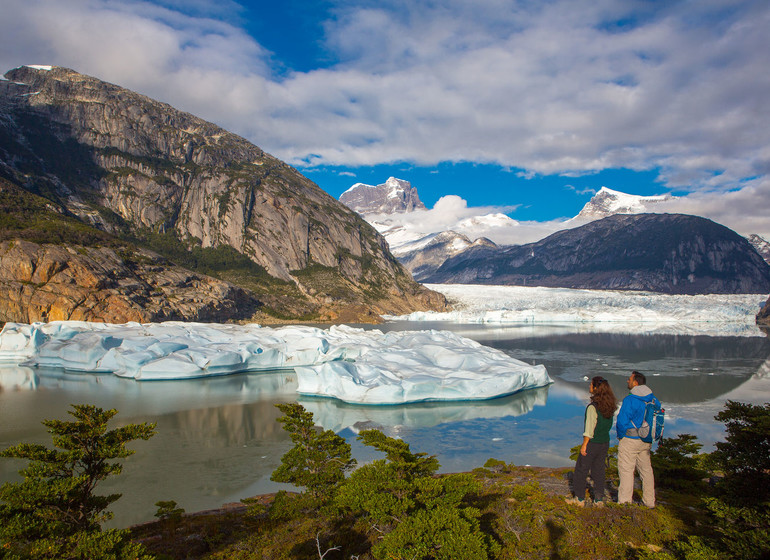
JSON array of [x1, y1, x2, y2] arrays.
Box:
[[615, 370, 659, 507]]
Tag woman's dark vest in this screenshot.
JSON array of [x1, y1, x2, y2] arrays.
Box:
[[587, 403, 612, 444]]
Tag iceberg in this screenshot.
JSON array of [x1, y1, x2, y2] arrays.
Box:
[[295, 329, 549, 404], [0, 321, 551, 405]]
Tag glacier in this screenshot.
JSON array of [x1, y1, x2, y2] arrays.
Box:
[[0, 321, 551, 405], [388, 284, 768, 337]]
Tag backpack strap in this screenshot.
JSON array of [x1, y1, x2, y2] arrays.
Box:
[[627, 395, 649, 436]]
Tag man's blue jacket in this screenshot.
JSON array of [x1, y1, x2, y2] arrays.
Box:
[[616, 384, 660, 440]]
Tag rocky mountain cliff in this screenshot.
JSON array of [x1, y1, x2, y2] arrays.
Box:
[[0, 66, 444, 322], [0, 239, 259, 324], [340, 177, 426, 214], [426, 213, 770, 294], [0, 177, 260, 323]]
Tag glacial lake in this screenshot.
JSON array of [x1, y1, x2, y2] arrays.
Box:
[[1, 321, 768, 528]]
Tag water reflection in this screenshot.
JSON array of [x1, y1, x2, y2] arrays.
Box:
[[481, 331, 770, 404], [300, 385, 550, 435]]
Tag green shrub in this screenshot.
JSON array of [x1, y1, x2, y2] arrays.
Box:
[[708, 401, 770, 505], [336, 429, 497, 560]]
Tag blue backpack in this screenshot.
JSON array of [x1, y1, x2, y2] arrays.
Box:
[[631, 399, 665, 444]]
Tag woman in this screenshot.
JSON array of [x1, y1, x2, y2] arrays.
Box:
[[567, 376, 617, 507]]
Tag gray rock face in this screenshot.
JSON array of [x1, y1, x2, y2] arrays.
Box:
[[747, 234, 770, 264], [758, 297, 770, 326], [340, 177, 426, 214], [0, 66, 443, 318], [427, 213, 770, 294]]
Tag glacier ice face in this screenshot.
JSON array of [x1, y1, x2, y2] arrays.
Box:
[[388, 284, 767, 337], [0, 321, 551, 404]]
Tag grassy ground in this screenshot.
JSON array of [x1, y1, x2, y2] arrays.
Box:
[[131, 465, 699, 560]]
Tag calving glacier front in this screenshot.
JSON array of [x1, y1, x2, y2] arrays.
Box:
[[0, 321, 551, 405]]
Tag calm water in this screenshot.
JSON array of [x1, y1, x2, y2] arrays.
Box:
[[1, 322, 768, 528]]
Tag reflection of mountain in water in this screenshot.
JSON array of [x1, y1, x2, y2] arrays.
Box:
[[301, 385, 550, 434], [104, 399, 297, 529], [483, 332, 770, 404], [0, 367, 298, 416]]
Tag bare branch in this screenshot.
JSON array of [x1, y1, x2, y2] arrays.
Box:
[[316, 532, 341, 559]]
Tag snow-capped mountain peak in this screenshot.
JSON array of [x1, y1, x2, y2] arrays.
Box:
[[576, 186, 674, 220]]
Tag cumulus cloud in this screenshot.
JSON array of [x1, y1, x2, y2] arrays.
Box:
[[2, 0, 770, 233], [367, 195, 568, 248], [368, 195, 500, 234]]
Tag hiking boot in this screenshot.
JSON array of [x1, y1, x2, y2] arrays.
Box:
[[565, 497, 585, 507], [593, 500, 605, 508]]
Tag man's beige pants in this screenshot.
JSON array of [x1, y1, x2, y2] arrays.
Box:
[[617, 437, 655, 507]]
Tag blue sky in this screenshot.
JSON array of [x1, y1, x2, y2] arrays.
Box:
[[2, 0, 770, 234]]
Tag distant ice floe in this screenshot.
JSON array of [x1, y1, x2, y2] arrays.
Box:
[[389, 284, 768, 337], [0, 321, 551, 405]]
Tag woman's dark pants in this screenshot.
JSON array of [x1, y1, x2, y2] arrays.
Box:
[[573, 441, 609, 501]]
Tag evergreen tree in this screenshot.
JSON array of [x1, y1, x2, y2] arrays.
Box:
[[0, 404, 156, 559], [269, 403, 355, 514], [709, 400, 770, 505], [675, 401, 770, 560], [651, 434, 708, 491]]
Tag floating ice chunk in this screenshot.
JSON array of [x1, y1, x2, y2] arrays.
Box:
[[0, 321, 551, 404], [35, 332, 122, 372], [295, 329, 551, 404]]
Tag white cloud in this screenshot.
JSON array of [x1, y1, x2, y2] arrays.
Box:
[[367, 195, 563, 247], [653, 177, 770, 240], [2, 0, 770, 234]]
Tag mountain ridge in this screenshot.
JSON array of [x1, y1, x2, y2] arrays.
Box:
[[340, 178, 770, 279], [426, 213, 770, 294], [0, 66, 444, 323]]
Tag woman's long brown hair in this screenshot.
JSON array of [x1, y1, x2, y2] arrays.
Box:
[[590, 376, 617, 419]]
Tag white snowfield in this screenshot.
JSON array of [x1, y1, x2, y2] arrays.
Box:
[[0, 321, 551, 405], [389, 284, 768, 337]]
